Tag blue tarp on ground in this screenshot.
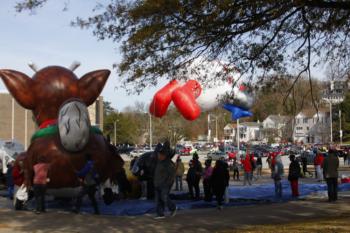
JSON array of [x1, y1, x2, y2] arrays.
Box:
[[2, 182, 350, 216], [50, 181, 350, 215]]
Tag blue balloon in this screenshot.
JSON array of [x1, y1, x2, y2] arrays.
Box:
[[223, 103, 253, 120]]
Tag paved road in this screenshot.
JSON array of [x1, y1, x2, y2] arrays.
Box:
[[0, 193, 349, 233]]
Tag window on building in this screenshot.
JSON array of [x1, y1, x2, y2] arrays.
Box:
[[303, 118, 308, 124], [306, 127, 309, 130]]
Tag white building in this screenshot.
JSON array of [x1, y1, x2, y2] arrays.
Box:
[[239, 122, 262, 143], [293, 110, 330, 144], [223, 123, 237, 142], [223, 122, 262, 143], [262, 115, 291, 142]]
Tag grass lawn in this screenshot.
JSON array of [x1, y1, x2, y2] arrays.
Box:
[[223, 215, 350, 233]]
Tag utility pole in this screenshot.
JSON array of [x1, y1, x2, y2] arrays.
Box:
[[329, 100, 333, 143], [237, 119, 240, 153], [11, 98, 14, 140], [215, 115, 218, 142], [207, 114, 211, 142], [339, 109, 342, 145]]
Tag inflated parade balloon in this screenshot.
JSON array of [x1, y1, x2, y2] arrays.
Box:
[[149, 80, 181, 117], [223, 103, 253, 120], [0, 65, 126, 191], [196, 81, 232, 111], [172, 80, 202, 121]]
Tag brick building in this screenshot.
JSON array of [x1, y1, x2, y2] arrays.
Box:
[[0, 91, 37, 149], [0, 91, 104, 149]]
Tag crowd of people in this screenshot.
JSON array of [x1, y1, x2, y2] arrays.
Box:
[[5, 153, 101, 215], [1, 143, 343, 219], [170, 146, 342, 207]]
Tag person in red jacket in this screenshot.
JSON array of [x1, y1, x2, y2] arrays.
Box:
[[12, 161, 24, 187], [12, 160, 26, 210], [33, 157, 50, 214], [314, 152, 324, 182], [241, 154, 252, 186]]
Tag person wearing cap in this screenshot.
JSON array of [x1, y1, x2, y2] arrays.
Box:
[[288, 154, 301, 197], [153, 145, 177, 219], [322, 149, 339, 202]]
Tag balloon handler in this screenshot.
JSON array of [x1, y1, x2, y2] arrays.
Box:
[[74, 154, 100, 215]]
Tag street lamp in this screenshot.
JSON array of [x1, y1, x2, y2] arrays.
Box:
[[208, 113, 219, 142], [323, 98, 333, 143], [322, 82, 344, 144]]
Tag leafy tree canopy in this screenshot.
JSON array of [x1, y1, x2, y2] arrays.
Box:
[[15, 0, 350, 93]]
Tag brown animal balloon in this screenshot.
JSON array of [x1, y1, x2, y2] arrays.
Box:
[[0, 66, 124, 189]]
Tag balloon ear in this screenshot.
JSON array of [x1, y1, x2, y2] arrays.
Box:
[[0, 69, 35, 109], [78, 70, 110, 106]]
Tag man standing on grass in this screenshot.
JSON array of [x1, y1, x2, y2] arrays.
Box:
[[153, 145, 177, 219], [323, 149, 339, 202]]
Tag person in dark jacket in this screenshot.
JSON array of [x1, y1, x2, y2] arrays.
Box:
[[232, 158, 240, 181], [74, 154, 100, 215], [211, 160, 230, 209], [323, 149, 339, 202], [153, 147, 177, 219], [191, 153, 203, 199], [186, 160, 197, 199], [256, 155, 262, 178], [6, 161, 14, 200], [301, 153, 308, 176], [288, 155, 301, 197]]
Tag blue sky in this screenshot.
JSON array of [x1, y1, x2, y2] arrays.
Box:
[[0, 0, 161, 111]]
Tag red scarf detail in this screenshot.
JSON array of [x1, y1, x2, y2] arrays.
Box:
[[39, 119, 57, 129]]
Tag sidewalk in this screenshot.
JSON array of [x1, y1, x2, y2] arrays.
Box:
[[0, 194, 349, 233]]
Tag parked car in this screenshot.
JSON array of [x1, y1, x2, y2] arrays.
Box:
[[207, 151, 227, 160], [130, 148, 152, 157], [181, 146, 198, 156]]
